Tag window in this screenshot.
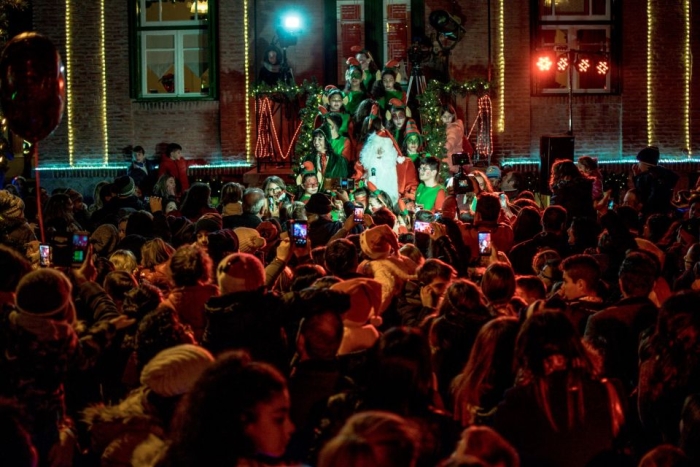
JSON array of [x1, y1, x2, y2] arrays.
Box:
[[132, 0, 216, 99], [532, 0, 618, 94]]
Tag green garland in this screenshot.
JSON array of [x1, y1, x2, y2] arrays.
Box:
[[417, 78, 490, 182], [250, 79, 322, 172]]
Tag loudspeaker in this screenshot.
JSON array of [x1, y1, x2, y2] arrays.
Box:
[[539, 135, 575, 194]]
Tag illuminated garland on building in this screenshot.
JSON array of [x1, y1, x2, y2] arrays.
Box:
[[244, 0, 251, 161], [99, 0, 108, 164], [646, 0, 653, 145], [497, 0, 505, 133], [683, 0, 691, 155], [65, 0, 75, 165]]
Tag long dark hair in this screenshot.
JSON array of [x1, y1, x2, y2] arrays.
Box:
[[452, 317, 519, 426], [549, 160, 591, 191], [514, 312, 602, 432], [163, 351, 287, 466], [180, 182, 212, 220]]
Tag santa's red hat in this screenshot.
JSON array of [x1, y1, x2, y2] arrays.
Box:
[[360, 224, 400, 260]]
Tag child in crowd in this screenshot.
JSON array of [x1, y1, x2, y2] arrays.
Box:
[[415, 156, 447, 212], [371, 60, 406, 114], [343, 59, 368, 116]]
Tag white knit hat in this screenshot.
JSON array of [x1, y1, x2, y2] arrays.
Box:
[[234, 227, 266, 253], [140, 344, 214, 397]]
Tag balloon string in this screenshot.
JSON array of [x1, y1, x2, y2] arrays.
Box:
[[33, 145, 45, 244]]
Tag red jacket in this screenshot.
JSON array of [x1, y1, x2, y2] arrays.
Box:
[[159, 155, 195, 192]]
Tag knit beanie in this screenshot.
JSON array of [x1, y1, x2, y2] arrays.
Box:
[[256, 220, 279, 242], [207, 229, 239, 256], [234, 227, 266, 253], [140, 344, 214, 397], [114, 175, 136, 197], [195, 212, 223, 234], [0, 190, 25, 219], [360, 224, 400, 260], [331, 278, 383, 325], [90, 224, 120, 257], [637, 146, 660, 165], [216, 253, 265, 294], [305, 193, 332, 215], [16, 268, 73, 317]]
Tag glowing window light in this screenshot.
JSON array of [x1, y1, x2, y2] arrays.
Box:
[[245, 0, 251, 162], [646, 0, 653, 145], [576, 57, 590, 73], [100, 0, 109, 164], [536, 56, 553, 72], [65, 0, 75, 166], [596, 58, 609, 75], [556, 55, 568, 72], [683, 0, 691, 155], [496, 0, 504, 133]]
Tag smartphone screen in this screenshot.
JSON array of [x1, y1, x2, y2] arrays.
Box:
[[72, 231, 90, 265], [498, 193, 508, 209], [291, 221, 308, 247], [608, 199, 615, 210], [40, 244, 51, 267], [354, 206, 364, 223], [478, 231, 492, 255], [414, 220, 433, 234]]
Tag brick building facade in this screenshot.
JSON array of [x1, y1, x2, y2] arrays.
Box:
[[27, 0, 699, 168]]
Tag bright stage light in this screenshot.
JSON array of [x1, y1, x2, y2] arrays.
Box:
[[282, 13, 302, 33], [556, 55, 569, 72]]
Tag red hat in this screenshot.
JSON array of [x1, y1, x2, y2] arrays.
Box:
[[346, 57, 360, 67], [217, 253, 265, 294], [331, 278, 383, 324], [360, 224, 400, 260]]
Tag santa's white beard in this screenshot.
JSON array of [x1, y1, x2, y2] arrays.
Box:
[[360, 133, 399, 204]]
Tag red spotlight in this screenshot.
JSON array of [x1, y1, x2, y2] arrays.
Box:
[[576, 56, 591, 73], [536, 55, 553, 72], [556, 54, 569, 72], [596, 58, 609, 75]]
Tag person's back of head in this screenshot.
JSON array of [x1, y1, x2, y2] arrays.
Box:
[[680, 394, 700, 463], [168, 244, 212, 287], [638, 445, 690, 467], [216, 253, 265, 294], [110, 249, 138, 274], [417, 258, 456, 285], [290, 264, 326, 292], [476, 193, 500, 223], [242, 188, 266, 216], [325, 238, 359, 277], [318, 411, 419, 467], [103, 270, 138, 302], [542, 205, 567, 233], [482, 262, 516, 303], [134, 304, 194, 373], [451, 426, 520, 467], [619, 251, 658, 298], [298, 310, 343, 361], [373, 207, 396, 228], [515, 275, 547, 303]]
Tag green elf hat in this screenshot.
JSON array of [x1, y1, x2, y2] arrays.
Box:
[[403, 119, 422, 144]]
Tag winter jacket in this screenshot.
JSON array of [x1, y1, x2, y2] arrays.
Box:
[[164, 283, 219, 342]]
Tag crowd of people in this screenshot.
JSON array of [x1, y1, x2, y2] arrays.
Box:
[[0, 129, 699, 467], [0, 38, 696, 466]]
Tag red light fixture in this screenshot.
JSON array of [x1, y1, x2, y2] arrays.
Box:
[[596, 58, 609, 75], [556, 54, 569, 72], [536, 55, 553, 72], [576, 56, 591, 73]]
